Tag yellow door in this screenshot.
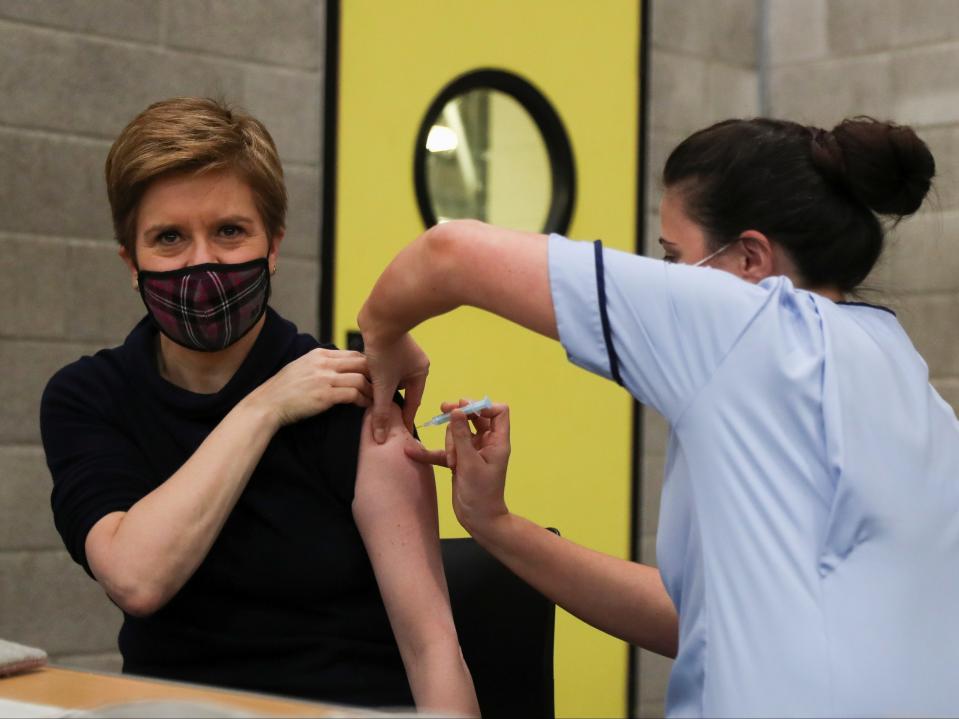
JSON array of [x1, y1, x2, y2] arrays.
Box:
[[326, 3, 642, 716]]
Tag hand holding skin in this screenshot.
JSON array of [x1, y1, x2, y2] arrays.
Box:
[[406, 400, 511, 533], [362, 330, 430, 442], [248, 348, 373, 428]]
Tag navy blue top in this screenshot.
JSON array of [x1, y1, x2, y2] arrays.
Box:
[[40, 307, 413, 707]]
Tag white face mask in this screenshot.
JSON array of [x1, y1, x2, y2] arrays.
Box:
[[692, 241, 733, 267]]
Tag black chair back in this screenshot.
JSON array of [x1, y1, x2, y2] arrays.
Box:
[[441, 533, 557, 719]]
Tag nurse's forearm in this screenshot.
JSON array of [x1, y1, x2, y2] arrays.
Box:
[[470, 512, 678, 658], [358, 220, 558, 342]]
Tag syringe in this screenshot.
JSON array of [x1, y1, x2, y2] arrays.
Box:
[[417, 396, 493, 428]]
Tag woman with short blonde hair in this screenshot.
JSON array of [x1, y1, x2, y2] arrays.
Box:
[[41, 97, 478, 715]]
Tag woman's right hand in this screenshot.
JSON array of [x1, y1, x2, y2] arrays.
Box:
[[406, 400, 511, 534], [249, 348, 372, 428]]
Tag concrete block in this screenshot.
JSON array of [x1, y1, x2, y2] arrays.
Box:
[[645, 130, 687, 218], [0, 446, 61, 551], [767, 0, 828, 66], [242, 66, 321, 165], [897, 294, 959, 377], [826, 0, 895, 55], [155, 54, 248, 106], [0, 1, 160, 42], [638, 648, 673, 704], [66, 241, 144, 345], [641, 531, 658, 567], [860, 244, 897, 298], [931, 378, 959, 414], [651, 0, 757, 65], [0, 549, 121, 655], [643, 407, 670, 456], [0, 132, 112, 241], [644, 211, 662, 257], [53, 651, 123, 673], [649, 50, 709, 135], [641, 455, 666, 535], [0, 235, 140, 344], [919, 125, 959, 212], [269, 257, 319, 337], [883, 210, 959, 294], [893, 45, 959, 127], [283, 166, 321, 259], [639, 698, 668, 719], [707, 0, 759, 68], [0, 24, 244, 140], [0, 235, 70, 339], [893, 0, 959, 47], [705, 63, 758, 127], [0, 339, 98, 444], [646, 158, 663, 220], [768, 55, 892, 129], [164, 0, 321, 70], [651, 0, 712, 55]]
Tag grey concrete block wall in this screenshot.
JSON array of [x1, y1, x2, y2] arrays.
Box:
[[0, 0, 325, 673], [765, 0, 959, 421], [0, 1, 162, 42]]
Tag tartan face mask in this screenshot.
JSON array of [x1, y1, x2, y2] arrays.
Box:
[[137, 258, 270, 352]]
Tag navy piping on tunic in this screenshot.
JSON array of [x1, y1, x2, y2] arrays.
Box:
[[836, 300, 896, 317], [593, 240, 625, 387]]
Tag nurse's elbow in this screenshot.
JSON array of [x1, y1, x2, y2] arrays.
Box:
[[423, 220, 486, 281]]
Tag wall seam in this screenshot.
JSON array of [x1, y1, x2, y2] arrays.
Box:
[[0, 17, 322, 74], [757, 0, 770, 115]]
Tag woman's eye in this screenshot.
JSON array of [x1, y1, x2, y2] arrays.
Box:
[[157, 230, 180, 244], [663, 254, 678, 264], [220, 224, 244, 238]]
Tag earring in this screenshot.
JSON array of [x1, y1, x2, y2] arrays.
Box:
[[133, 280, 139, 292], [271, 265, 277, 275]]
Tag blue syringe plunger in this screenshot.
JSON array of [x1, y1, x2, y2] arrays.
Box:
[[417, 396, 493, 428]]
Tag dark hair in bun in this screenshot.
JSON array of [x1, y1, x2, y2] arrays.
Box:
[[663, 116, 935, 292]]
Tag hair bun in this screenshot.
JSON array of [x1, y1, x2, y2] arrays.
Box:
[[819, 117, 935, 217]]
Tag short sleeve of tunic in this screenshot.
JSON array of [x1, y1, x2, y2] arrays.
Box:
[[548, 234, 770, 422], [40, 360, 154, 576]]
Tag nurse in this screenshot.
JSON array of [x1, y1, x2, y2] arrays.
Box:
[[358, 116, 959, 717]]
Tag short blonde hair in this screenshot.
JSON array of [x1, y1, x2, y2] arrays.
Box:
[[105, 97, 287, 255]]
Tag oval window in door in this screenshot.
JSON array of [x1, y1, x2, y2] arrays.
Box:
[[414, 69, 576, 234]]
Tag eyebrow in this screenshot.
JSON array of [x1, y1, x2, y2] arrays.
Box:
[[141, 215, 257, 238], [658, 237, 677, 247], [217, 215, 257, 226]]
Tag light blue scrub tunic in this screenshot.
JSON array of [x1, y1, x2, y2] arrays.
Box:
[[548, 234, 959, 718]]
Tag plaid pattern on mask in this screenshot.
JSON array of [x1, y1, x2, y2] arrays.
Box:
[[138, 258, 270, 352]]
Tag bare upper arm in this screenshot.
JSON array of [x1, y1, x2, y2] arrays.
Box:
[[352, 405, 456, 648], [432, 220, 558, 340]]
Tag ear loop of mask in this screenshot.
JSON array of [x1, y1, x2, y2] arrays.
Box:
[[692, 240, 735, 267]]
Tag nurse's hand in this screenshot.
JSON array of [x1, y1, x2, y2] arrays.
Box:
[[405, 400, 511, 533], [363, 331, 429, 444]]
